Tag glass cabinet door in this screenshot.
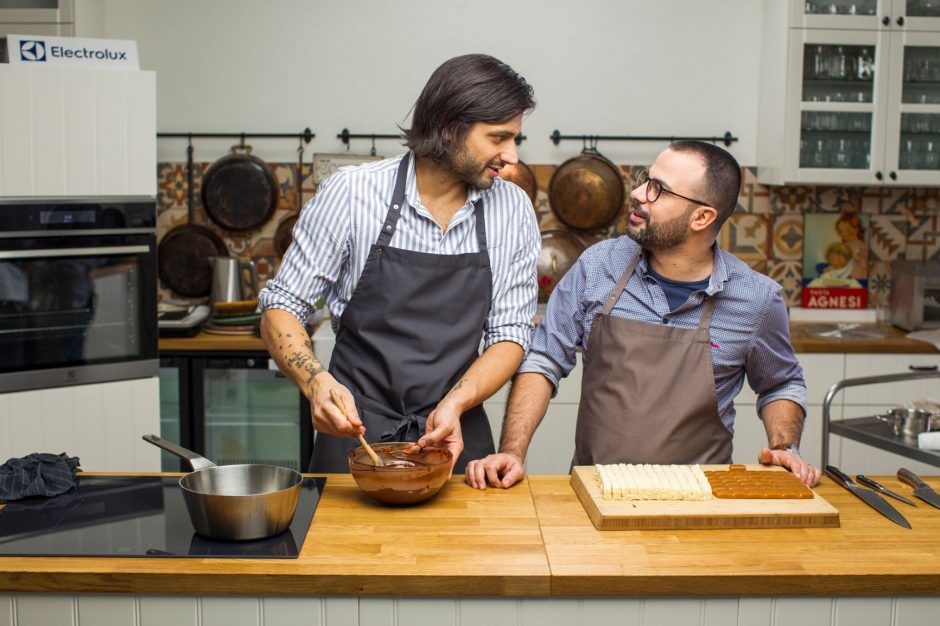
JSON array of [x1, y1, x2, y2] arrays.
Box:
[[896, 0, 940, 31], [158, 357, 188, 472], [792, 0, 882, 28], [200, 357, 303, 471], [788, 29, 889, 183], [885, 31, 940, 183]]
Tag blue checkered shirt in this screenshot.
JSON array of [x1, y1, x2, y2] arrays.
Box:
[[520, 236, 807, 434]]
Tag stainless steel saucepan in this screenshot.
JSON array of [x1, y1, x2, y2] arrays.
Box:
[[142, 434, 303, 541]]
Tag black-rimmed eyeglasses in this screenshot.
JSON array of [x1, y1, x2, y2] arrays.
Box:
[[635, 170, 710, 207]]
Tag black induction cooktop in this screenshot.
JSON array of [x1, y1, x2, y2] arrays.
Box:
[[0, 475, 325, 558]]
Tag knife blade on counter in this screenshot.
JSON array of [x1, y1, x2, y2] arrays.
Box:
[[856, 475, 918, 507], [897, 468, 940, 510], [825, 465, 911, 529]]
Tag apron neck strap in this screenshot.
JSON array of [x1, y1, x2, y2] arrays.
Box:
[[471, 197, 487, 252], [601, 251, 641, 316], [601, 249, 719, 330], [375, 152, 411, 247]]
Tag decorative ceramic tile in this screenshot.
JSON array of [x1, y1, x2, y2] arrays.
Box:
[[905, 215, 940, 261], [868, 261, 892, 308], [767, 260, 802, 307], [771, 214, 803, 261], [882, 187, 911, 214], [157, 163, 187, 212], [719, 214, 770, 261], [869, 214, 909, 261], [816, 186, 863, 214], [745, 259, 768, 275], [739, 167, 771, 214], [858, 186, 893, 214], [271, 164, 296, 212], [770, 186, 814, 214], [901, 188, 940, 215]]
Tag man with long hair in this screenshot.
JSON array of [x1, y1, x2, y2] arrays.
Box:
[[260, 54, 538, 473]]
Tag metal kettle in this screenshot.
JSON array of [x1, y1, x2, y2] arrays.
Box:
[[209, 257, 258, 303]]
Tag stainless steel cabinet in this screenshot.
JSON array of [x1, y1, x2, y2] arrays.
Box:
[[158, 353, 312, 472]]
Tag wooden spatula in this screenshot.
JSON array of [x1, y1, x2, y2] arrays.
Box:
[[329, 388, 385, 467]]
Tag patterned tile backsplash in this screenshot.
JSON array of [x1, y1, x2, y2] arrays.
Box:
[[157, 160, 940, 308]]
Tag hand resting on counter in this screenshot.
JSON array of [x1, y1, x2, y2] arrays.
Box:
[[758, 447, 821, 487]]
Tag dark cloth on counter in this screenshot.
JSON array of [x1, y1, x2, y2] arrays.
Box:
[[0, 452, 80, 502]]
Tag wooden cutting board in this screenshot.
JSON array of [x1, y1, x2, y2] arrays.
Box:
[[570, 465, 840, 530]]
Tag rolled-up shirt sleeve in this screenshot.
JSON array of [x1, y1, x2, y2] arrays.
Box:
[[745, 290, 808, 417], [258, 170, 351, 324], [517, 246, 590, 392], [483, 197, 540, 351]]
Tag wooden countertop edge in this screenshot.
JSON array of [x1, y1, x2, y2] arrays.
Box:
[[159, 325, 938, 354], [549, 574, 940, 597], [0, 572, 551, 597]]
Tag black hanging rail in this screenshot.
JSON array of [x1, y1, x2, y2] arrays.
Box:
[[157, 128, 315, 143], [338, 128, 527, 147], [550, 130, 737, 147]]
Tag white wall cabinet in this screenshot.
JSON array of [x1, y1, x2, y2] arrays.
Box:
[[0, 378, 161, 472], [0, 65, 156, 198], [758, 0, 940, 186]]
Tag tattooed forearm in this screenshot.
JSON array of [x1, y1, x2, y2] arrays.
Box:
[[444, 379, 466, 399], [285, 351, 325, 384]]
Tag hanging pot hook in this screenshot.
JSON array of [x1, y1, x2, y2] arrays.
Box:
[[370, 134, 377, 157]]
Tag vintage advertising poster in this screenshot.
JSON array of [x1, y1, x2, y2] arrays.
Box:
[[801, 212, 869, 309]]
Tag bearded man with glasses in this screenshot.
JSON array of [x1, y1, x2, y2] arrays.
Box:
[[466, 141, 820, 490]]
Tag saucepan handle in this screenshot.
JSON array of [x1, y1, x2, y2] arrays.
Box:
[[142, 434, 217, 471], [898, 467, 927, 489]]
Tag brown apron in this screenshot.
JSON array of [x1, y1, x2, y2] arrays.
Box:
[[573, 251, 732, 466]]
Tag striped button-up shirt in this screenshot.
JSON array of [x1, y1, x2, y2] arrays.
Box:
[[259, 153, 540, 351], [520, 236, 807, 433]]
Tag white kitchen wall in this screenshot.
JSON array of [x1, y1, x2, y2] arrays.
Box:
[[74, 0, 763, 166]]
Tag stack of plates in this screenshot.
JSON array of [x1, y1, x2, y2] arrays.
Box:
[[204, 300, 261, 336]]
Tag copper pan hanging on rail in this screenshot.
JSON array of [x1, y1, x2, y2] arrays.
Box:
[[498, 160, 538, 205], [201, 143, 280, 232], [548, 142, 624, 231]]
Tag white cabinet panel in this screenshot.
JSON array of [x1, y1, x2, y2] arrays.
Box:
[[139, 596, 197, 626], [0, 378, 159, 472], [521, 598, 578, 626], [15, 594, 74, 626], [76, 596, 136, 626], [0, 66, 33, 197], [201, 596, 259, 626], [834, 596, 895, 626], [0, 595, 12, 626], [32, 67, 67, 196], [842, 354, 940, 404], [395, 598, 455, 626], [896, 597, 940, 626], [64, 68, 97, 195], [0, 66, 155, 198]]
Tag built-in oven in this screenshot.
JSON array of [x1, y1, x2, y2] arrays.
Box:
[[0, 198, 157, 392]]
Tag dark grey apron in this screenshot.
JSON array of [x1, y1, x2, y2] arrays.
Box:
[[311, 153, 496, 473], [573, 251, 732, 466]]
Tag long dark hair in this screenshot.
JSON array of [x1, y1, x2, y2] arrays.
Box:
[[403, 54, 535, 163]]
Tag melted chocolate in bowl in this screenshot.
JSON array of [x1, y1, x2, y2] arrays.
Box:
[[348, 442, 452, 505]]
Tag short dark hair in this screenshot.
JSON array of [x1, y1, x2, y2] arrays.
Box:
[[668, 140, 741, 233], [403, 54, 535, 163]]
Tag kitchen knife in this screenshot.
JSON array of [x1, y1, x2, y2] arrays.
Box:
[[825, 465, 911, 529], [856, 475, 918, 507], [897, 468, 940, 510]]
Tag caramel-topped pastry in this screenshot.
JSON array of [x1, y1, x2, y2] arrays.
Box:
[[705, 467, 814, 499]]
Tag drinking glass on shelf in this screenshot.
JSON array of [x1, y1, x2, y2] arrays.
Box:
[[832, 139, 851, 168], [900, 139, 915, 169], [810, 140, 829, 168], [924, 142, 939, 170]]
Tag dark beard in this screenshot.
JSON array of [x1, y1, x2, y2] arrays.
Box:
[[626, 204, 694, 251], [446, 145, 495, 191]]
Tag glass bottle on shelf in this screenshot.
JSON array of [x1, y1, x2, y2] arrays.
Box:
[[856, 47, 873, 80]]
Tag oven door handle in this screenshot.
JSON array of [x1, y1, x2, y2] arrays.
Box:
[[0, 245, 151, 259]]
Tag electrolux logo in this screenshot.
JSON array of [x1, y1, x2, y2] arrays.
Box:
[[48, 44, 128, 62], [19, 40, 46, 62]]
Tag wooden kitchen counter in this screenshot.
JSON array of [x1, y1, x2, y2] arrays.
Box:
[[0, 474, 550, 597], [159, 324, 938, 354], [530, 475, 940, 596], [2, 474, 940, 597]]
